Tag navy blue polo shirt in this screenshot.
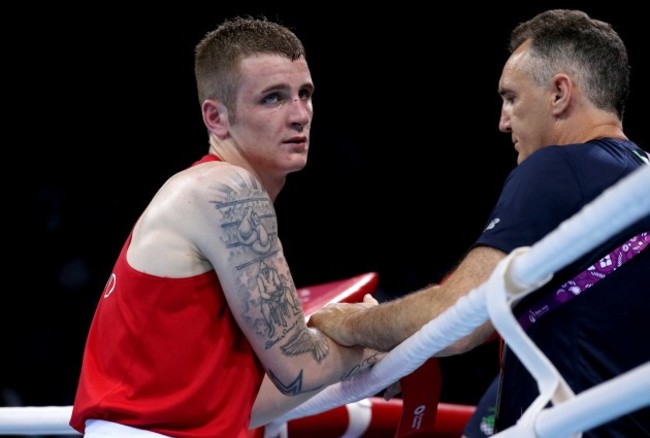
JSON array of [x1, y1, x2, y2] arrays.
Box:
[[474, 138, 650, 436]]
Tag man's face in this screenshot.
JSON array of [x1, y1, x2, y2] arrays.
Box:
[[229, 54, 314, 176], [498, 41, 554, 164]]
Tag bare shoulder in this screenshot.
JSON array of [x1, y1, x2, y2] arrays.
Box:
[[149, 161, 270, 223], [179, 161, 274, 235], [184, 160, 279, 262], [169, 160, 261, 198], [129, 161, 273, 277]]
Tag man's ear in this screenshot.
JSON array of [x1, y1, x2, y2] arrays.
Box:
[[201, 99, 230, 138], [551, 73, 573, 116]]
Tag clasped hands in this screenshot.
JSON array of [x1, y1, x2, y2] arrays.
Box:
[[307, 293, 377, 346], [308, 293, 402, 400]]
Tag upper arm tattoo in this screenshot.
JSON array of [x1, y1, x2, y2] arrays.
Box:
[[210, 172, 325, 358]]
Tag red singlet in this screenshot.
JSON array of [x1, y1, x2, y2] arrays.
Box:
[[70, 155, 264, 437]]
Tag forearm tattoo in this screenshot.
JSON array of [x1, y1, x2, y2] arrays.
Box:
[[211, 173, 328, 362], [266, 368, 323, 396], [341, 352, 382, 380]]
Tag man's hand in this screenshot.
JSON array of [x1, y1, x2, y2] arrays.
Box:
[[382, 381, 402, 400], [307, 294, 378, 347]]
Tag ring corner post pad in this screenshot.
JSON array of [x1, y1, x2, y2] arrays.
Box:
[[393, 356, 442, 437], [487, 247, 580, 438]]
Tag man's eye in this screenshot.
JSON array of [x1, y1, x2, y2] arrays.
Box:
[[299, 89, 312, 100], [263, 93, 281, 104]]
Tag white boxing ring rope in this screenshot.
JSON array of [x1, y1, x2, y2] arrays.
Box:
[[1, 166, 649, 437]]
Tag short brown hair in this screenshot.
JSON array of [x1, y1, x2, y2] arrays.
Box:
[[194, 16, 306, 116]]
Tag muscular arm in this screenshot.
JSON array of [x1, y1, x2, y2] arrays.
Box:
[[250, 293, 383, 428], [181, 164, 381, 422], [249, 348, 383, 428], [308, 246, 506, 354]]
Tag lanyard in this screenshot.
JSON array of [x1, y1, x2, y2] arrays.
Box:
[[517, 231, 649, 330]]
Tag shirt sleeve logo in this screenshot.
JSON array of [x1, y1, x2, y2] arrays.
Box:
[[103, 273, 117, 298], [484, 218, 501, 231]]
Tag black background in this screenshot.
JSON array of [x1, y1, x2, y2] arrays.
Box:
[[4, 1, 648, 421]]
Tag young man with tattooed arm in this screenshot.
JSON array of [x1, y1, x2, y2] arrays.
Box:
[[69, 16, 381, 438]]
